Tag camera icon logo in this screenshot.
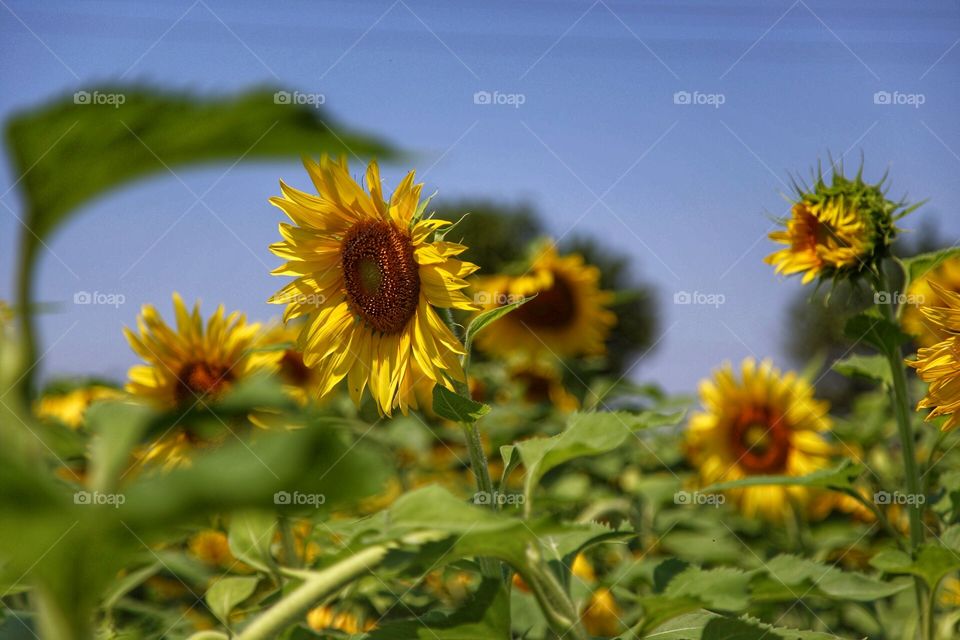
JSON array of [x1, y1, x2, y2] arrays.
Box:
[[673, 91, 691, 105], [674, 490, 691, 504], [274, 491, 292, 505], [473, 491, 491, 505], [74, 490, 92, 504], [274, 91, 292, 105], [74, 291, 92, 305], [874, 291, 892, 304], [874, 491, 891, 505], [473, 91, 492, 105], [873, 91, 891, 105], [673, 291, 692, 305], [74, 91, 91, 105]]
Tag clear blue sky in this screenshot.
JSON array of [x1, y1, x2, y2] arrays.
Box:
[[1, 0, 958, 393]]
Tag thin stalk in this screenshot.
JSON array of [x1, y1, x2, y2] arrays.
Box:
[[237, 544, 389, 640], [278, 516, 301, 569], [14, 232, 37, 405], [460, 420, 501, 580]]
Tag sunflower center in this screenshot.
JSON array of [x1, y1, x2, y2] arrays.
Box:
[[511, 271, 577, 329], [280, 349, 312, 385], [729, 406, 791, 474], [341, 220, 420, 334], [175, 361, 232, 405]]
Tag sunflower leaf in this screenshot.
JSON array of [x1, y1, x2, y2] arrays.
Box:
[[205, 575, 259, 625], [463, 293, 537, 356], [900, 247, 960, 289], [701, 459, 862, 493], [870, 543, 960, 589], [227, 511, 277, 574], [843, 310, 910, 356], [432, 386, 490, 423], [831, 353, 891, 387]]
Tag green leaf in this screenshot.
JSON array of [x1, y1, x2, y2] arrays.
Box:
[[901, 247, 960, 287], [843, 310, 910, 356], [6, 86, 398, 250], [367, 578, 510, 639], [762, 554, 909, 600], [228, 511, 277, 574], [870, 543, 960, 589], [832, 353, 891, 387], [85, 400, 154, 493], [463, 294, 536, 355], [654, 558, 690, 593], [703, 460, 862, 493], [702, 615, 843, 640], [432, 385, 490, 423], [503, 410, 684, 504], [664, 566, 752, 611], [205, 576, 259, 625]]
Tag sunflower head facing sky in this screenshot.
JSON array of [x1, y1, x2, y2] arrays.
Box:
[[685, 358, 835, 520], [268, 156, 478, 415], [907, 282, 960, 432], [472, 243, 615, 359], [765, 169, 904, 285], [124, 294, 277, 411], [903, 255, 960, 347]]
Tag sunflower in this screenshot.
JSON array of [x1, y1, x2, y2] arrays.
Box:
[[306, 605, 376, 634], [506, 359, 578, 412], [188, 530, 236, 567], [580, 587, 622, 637], [260, 321, 321, 406], [907, 282, 960, 431], [268, 157, 478, 415], [473, 243, 615, 358], [685, 358, 835, 520], [766, 169, 902, 285], [123, 294, 280, 466], [903, 255, 960, 347], [35, 385, 123, 429]]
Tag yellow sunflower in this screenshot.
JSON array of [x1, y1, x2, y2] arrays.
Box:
[[580, 587, 622, 637], [123, 294, 280, 467], [260, 321, 321, 406], [35, 385, 123, 429], [507, 359, 578, 412], [268, 157, 478, 415], [685, 358, 835, 520], [306, 605, 376, 634], [766, 198, 871, 285], [473, 243, 615, 358], [903, 255, 960, 347], [907, 282, 960, 431]]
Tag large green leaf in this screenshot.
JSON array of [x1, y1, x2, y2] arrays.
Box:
[[870, 543, 960, 589], [900, 247, 960, 287], [760, 554, 909, 601], [831, 353, 891, 388], [502, 410, 684, 506], [5, 86, 398, 248], [843, 310, 910, 357], [206, 575, 259, 625], [227, 511, 277, 574], [432, 386, 490, 423], [702, 460, 862, 493]]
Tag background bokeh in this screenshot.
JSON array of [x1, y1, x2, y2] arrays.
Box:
[[1, 0, 958, 392]]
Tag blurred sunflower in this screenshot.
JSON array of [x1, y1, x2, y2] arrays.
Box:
[[507, 359, 578, 412], [580, 587, 622, 637], [188, 530, 235, 567], [473, 243, 615, 358], [907, 282, 960, 431], [306, 605, 375, 634], [123, 294, 279, 467], [686, 358, 835, 520], [261, 322, 319, 406], [268, 157, 478, 415], [903, 255, 960, 347], [35, 385, 123, 429], [766, 169, 902, 285]]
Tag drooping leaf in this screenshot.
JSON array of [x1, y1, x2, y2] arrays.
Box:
[[702, 460, 862, 494], [227, 511, 277, 574], [206, 575, 259, 625], [463, 294, 536, 356], [432, 386, 490, 423], [900, 247, 960, 288], [832, 353, 891, 387], [843, 310, 910, 356]]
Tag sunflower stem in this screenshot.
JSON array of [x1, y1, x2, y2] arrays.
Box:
[[459, 420, 502, 581]]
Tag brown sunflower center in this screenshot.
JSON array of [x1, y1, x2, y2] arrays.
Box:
[[511, 271, 577, 329], [341, 220, 420, 334], [729, 405, 791, 474], [175, 361, 232, 405], [280, 349, 312, 385]]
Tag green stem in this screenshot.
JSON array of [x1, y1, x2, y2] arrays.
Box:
[[278, 516, 301, 569], [460, 420, 501, 580], [237, 544, 390, 640], [14, 231, 37, 405]]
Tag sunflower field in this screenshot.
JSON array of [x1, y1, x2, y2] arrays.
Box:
[[2, 47, 960, 640]]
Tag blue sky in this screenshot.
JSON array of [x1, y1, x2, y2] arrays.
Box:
[[1, 0, 958, 393]]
